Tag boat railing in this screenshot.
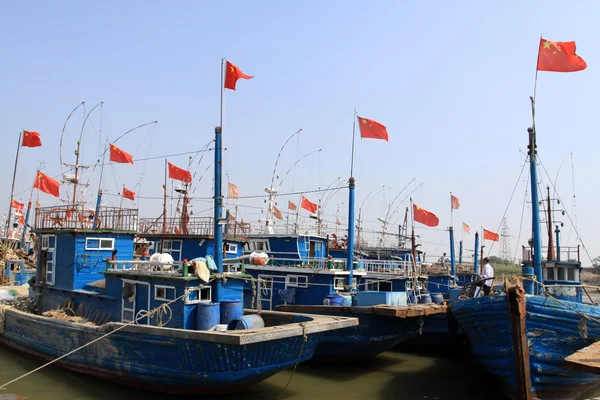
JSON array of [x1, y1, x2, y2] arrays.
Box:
[[242, 257, 348, 270], [106, 259, 185, 275], [35, 205, 139, 231], [360, 259, 416, 276], [237, 221, 326, 237], [138, 216, 244, 238], [522, 245, 580, 263]]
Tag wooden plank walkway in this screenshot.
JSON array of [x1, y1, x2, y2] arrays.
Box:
[[565, 340, 600, 374], [278, 304, 447, 318]]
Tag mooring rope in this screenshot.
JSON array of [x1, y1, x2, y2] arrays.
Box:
[[274, 322, 308, 400]]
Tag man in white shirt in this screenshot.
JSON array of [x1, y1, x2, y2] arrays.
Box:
[[481, 257, 494, 295]]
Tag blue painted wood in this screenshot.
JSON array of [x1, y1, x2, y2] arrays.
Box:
[[452, 294, 600, 398], [0, 308, 322, 394], [243, 267, 421, 359]]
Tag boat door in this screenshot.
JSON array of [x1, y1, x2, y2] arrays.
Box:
[[121, 280, 151, 324], [258, 274, 273, 310], [39, 235, 56, 285], [308, 240, 316, 259]]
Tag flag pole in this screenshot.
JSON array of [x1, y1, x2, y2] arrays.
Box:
[[20, 183, 36, 249], [350, 108, 357, 177], [533, 34, 543, 102], [3, 131, 23, 277], [163, 160, 168, 234], [450, 192, 454, 229], [220, 58, 225, 130]]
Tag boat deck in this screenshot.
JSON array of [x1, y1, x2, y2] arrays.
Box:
[[565, 340, 600, 374], [277, 304, 447, 318]]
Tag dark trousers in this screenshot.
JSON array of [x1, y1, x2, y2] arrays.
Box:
[[483, 285, 492, 296]]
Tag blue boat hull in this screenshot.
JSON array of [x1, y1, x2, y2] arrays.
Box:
[[278, 307, 420, 361], [452, 294, 600, 399], [0, 308, 320, 394]]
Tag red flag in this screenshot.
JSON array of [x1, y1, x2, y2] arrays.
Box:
[[110, 144, 134, 164], [11, 199, 24, 214], [22, 131, 42, 147], [463, 222, 471, 233], [33, 170, 60, 198], [357, 116, 388, 141], [288, 201, 297, 211], [168, 162, 192, 183], [483, 228, 499, 242], [336, 217, 341, 226], [301, 196, 318, 213], [18, 214, 25, 224], [273, 206, 284, 220], [224, 61, 253, 90], [413, 203, 439, 227], [123, 187, 136, 201], [537, 39, 587, 73], [451, 195, 460, 210]]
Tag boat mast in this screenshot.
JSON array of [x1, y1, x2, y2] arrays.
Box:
[[73, 101, 103, 207], [163, 160, 168, 234], [527, 108, 544, 293], [546, 186, 555, 260], [214, 126, 224, 302], [3, 131, 23, 274]]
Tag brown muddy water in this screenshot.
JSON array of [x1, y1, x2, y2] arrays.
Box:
[[1, 343, 600, 400]]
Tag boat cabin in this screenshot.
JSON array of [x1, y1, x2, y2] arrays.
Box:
[[33, 205, 248, 330], [522, 240, 582, 302]]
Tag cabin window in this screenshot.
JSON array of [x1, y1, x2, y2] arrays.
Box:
[[334, 277, 356, 290], [546, 268, 555, 280], [85, 237, 115, 251], [249, 240, 269, 252], [557, 267, 565, 281], [568, 267, 576, 281], [364, 279, 392, 292], [286, 275, 308, 288], [225, 243, 238, 254], [161, 240, 182, 262], [365, 279, 378, 291], [154, 285, 176, 301], [185, 286, 212, 304]]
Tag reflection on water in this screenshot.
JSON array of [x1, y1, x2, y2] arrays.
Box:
[[1, 343, 599, 400]]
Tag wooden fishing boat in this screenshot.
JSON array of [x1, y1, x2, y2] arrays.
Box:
[[451, 116, 600, 399], [0, 126, 357, 394]]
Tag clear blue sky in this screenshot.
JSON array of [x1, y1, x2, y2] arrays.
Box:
[[1, 1, 598, 264]]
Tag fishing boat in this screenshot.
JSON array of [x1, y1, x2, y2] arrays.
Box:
[[0, 126, 357, 394], [451, 117, 600, 399]]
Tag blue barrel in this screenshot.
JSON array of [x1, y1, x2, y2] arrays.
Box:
[[220, 299, 243, 325], [430, 293, 444, 305], [341, 295, 352, 307], [324, 294, 344, 306], [419, 293, 432, 304], [197, 302, 220, 330], [227, 314, 265, 330]]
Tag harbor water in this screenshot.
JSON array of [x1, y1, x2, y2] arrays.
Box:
[[4, 343, 599, 400]]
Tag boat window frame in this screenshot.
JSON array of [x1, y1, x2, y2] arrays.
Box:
[[154, 284, 176, 301], [85, 237, 115, 251], [225, 243, 238, 254], [286, 274, 308, 288], [334, 277, 356, 290], [185, 286, 212, 304]]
